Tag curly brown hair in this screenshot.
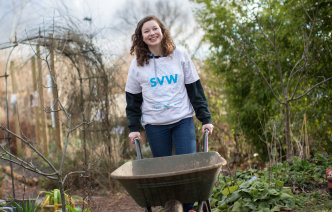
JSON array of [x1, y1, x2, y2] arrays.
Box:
[[130, 15, 175, 67]]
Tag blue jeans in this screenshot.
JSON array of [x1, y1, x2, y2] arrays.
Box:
[[145, 117, 196, 212]]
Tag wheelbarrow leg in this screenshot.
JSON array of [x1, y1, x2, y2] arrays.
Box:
[[197, 200, 211, 212], [145, 207, 152, 212]]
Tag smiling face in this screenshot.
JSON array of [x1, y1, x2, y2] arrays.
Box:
[[131, 16, 175, 66], [141, 20, 163, 50]]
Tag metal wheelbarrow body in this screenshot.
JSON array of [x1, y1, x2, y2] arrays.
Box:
[[111, 151, 226, 208], [111, 130, 227, 211]]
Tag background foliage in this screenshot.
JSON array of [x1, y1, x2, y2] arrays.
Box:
[[193, 0, 332, 159]]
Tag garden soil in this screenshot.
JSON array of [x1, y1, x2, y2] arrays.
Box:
[[0, 161, 161, 211], [2, 176, 151, 211]]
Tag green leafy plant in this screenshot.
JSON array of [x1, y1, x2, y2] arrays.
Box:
[[37, 189, 85, 211], [8, 195, 40, 212], [210, 153, 331, 211], [270, 152, 332, 188], [210, 175, 295, 212]]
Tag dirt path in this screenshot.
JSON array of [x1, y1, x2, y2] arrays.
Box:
[[1, 176, 162, 211], [90, 192, 147, 212], [0, 160, 164, 211]]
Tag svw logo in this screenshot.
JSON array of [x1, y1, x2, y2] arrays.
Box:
[[150, 74, 178, 87]]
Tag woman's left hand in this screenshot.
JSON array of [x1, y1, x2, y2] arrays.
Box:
[[202, 123, 214, 135]]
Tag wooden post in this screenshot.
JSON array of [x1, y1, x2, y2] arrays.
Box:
[[37, 43, 49, 156], [49, 34, 62, 151], [31, 57, 42, 150], [9, 61, 21, 155]]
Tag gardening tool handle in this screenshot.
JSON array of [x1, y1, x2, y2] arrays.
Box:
[[134, 137, 143, 160], [203, 129, 209, 152]]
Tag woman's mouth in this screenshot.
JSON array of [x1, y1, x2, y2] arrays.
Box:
[[149, 36, 158, 42]]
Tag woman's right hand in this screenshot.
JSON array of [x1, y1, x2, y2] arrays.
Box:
[[128, 131, 141, 144]]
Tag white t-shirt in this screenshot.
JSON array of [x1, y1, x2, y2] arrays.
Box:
[[125, 48, 199, 126]]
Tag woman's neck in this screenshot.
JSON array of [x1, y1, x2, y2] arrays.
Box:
[[149, 46, 163, 56]]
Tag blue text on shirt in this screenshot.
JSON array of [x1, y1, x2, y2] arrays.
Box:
[[150, 74, 178, 87]]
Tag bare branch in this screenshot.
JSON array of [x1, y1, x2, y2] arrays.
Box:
[[289, 55, 305, 82], [0, 156, 58, 180], [291, 76, 332, 101], [255, 15, 275, 49], [289, 17, 316, 100], [271, 24, 285, 98], [245, 55, 283, 104], [59, 113, 71, 175], [0, 145, 58, 179], [63, 171, 87, 184], [255, 14, 285, 98], [70, 121, 93, 133], [300, 0, 313, 22], [0, 125, 57, 172]]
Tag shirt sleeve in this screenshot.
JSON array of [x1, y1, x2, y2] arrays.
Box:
[[125, 60, 142, 94], [185, 80, 211, 125], [126, 92, 143, 132], [180, 49, 200, 84]]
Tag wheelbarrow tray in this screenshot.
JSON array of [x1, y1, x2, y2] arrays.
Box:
[[111, 151, 226, 207]]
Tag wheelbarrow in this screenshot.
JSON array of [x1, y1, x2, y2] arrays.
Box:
[[111, 130, 227, 212]]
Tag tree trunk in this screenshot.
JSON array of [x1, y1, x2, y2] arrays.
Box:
[[304, 113, 310, 159], [9, 61, 21, 155], [31, 57, 42, 151], [285, 101, 292, 162], [49, 34, 62, 152], [36, 43, 49, 155], [58, 180, 66, 212]]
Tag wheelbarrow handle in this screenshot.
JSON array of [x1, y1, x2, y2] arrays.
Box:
[[134, 137, 143, 160], [203, 129, 209, 152], [134, 130, 208, 159]]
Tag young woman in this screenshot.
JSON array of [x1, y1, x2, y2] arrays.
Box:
[[125, 15, 213, 212]]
